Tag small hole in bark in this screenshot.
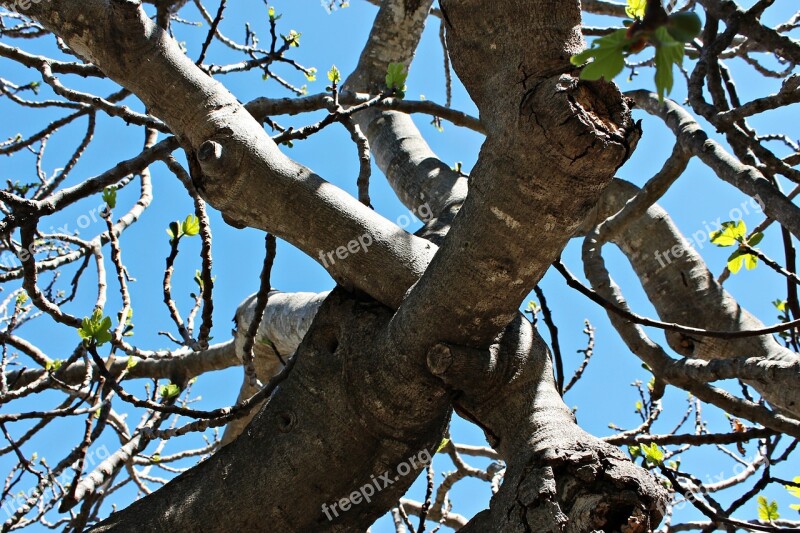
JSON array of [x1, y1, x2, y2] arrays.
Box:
[[327, 338, 339, 354], [277, 411, 296, 433], [604, 505, 636, 532], [313, 326, 339, 355]]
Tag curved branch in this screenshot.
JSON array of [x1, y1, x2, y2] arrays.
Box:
[[6, 0, 435, 309], [628, 90, 800, 240]]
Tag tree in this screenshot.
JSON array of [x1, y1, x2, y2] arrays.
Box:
[[0, 0, 799, 531]]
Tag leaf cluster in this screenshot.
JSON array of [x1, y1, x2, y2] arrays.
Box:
[[166, 215, 201, 242], [385, 62, 408, 99], [710, 220, 762, 274], [77, 309, 113, 347], [570, 0, 701, 100]]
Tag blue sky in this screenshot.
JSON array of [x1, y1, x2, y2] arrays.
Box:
[[1, 0, 799, 530]]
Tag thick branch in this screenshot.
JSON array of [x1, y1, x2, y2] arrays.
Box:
[[9, 0, 434, 309], [390, 0, 639, 350], [584, 178, 800, 416], [221, 291, 327, 445], [628, 91, 800, 241], [344, 0, 469, 227]]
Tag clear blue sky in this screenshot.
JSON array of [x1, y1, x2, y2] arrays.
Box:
[[1, 1, 798, 530]]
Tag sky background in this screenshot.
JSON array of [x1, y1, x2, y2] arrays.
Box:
[[1, 0, 799, 530]]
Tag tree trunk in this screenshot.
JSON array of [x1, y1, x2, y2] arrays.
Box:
[[4, 0, 670, 530]]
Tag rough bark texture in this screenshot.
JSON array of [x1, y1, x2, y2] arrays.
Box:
[[427, 316, 668, 532], [222, 291, 328, 445], [389, 0, 640, 352], [93, 289, 451, 531]]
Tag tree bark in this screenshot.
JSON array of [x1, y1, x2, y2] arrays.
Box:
[[5, 0, 671, 530], [586, 179, 800, 417]]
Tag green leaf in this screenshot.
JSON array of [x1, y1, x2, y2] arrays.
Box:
[[666, 12, 702, 42], [774, 299, 788, 312], [727, 249, 758, 274], [151, 453, 161, 463], [167, 221, 182, 242], [710, 220, 746, 247], [15, 291, 28, 306], [435, 438, 450, 454], [282, 30, 301, 47], [653, 27, 684, 101], [634, 400, 643, 412], [385, 62, 408, 95], [77, 309, 113, 347], [97, 316, 112, 346], [786, 476, 800, 499], [327, 65, 341, 84], [757, 495, 780, 521], [182, 215, 200, 237], [625, 0, 646, 19], [102, 186, 117, 209], [123, 308, 134, 337], [159, 383, 181, 400], [640, 442, 664, 466], [78, 320, 91, 341], [747, 232, 764, 247], [571, 29, 629, 83], [45, 359, 63, 372], [304, 67, 317, 82], [194, 269, 204, 291], [628, 445, 642, 458], [126, 356, 138, 370], [727, 249, 745, 274]]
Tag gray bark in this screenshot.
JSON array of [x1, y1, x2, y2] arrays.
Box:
[[587, 179, 800, 416], [222, 291, 327, 445]]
